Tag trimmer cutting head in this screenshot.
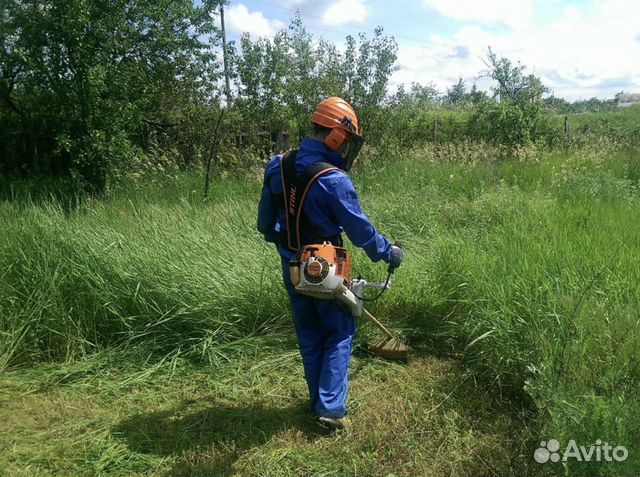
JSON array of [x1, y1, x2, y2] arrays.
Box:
[[361, 308, 409, 361], [368, 337, 408, 361]]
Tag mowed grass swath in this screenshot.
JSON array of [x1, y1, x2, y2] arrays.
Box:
[[1, 144, 640, 476]]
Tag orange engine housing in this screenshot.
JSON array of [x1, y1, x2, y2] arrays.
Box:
[[299, 242, 352, 283]]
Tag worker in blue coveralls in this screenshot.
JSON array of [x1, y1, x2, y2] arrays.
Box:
[[257, 97, 404, 430]]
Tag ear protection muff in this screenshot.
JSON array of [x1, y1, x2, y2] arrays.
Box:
[[324, 127, 348, 151]]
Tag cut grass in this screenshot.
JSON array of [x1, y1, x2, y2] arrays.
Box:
[[0, 346, 532, 477]]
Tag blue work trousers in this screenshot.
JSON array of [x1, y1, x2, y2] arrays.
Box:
[[281, 256, 355, 419]]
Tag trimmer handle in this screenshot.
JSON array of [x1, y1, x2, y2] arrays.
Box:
[[388, 240, 404, 274]]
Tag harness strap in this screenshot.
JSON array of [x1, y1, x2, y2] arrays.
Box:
[[280, 150, 339, 251]]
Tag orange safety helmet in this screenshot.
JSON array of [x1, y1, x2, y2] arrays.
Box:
[[310, 97, 365, 170]]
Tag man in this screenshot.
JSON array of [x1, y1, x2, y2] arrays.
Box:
[[257, 97, 403, 430]]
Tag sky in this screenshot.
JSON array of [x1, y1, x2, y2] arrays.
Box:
[[218, 0, 640, 101]]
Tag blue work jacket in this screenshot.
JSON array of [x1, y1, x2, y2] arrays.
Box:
[[257, 138, 392, 262]]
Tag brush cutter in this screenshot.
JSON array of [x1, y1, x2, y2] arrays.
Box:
[[289, 242, 408, 361]]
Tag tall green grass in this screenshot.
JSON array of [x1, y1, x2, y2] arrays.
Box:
[[357, 148, 640, 476], [0, 177, 289, 369], [2, 145, 639, 475]]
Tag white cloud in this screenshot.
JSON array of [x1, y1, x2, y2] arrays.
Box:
[[394, 0, 640, 100], [422, 0, 534, 30], [561, 5, 582, 23], [225, 4, 285, 38], [322, 0, 369, 25], [392, 38, 485, 95]]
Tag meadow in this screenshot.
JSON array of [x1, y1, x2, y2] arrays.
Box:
[[1, 141, 639, 476]]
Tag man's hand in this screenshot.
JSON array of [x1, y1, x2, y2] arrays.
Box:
[[388, 242, 404, 272]]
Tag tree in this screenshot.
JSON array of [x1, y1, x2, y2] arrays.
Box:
[[229, 17, 398, 148], [232, 30, 290, 128], [283, 14, 323, 141], [484, 47, 547, 103], [342, 27, 398, 138], [0, 0, 223, 192], [469, 48, 550, 148], [468, 83, 489, 105], [444, 78, 467, 107], [230, 13, 347, 144]]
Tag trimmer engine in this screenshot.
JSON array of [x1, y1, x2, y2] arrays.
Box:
[[289, 242, 389, 317], [290, 242, 352, 299]]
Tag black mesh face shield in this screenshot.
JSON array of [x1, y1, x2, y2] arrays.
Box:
[[341, 132, 365, 171]]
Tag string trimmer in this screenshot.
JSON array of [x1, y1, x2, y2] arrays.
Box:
[[289, 242, 408, 361]]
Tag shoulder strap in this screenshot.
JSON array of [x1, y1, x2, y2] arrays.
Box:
[[280, 150, 339, 251]]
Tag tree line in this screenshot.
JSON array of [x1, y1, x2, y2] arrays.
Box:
[[0, 1, 623, 193]]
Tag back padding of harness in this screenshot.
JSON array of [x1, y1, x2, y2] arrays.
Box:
[[280, 150, 339, 252]]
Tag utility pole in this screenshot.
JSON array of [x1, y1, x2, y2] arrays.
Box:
[[220, 3, 231, 107]]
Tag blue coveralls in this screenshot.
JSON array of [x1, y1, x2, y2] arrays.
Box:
[[257, 138, 393, 419]]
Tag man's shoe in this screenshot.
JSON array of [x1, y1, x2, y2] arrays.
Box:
[[317, 416, 350, 431]]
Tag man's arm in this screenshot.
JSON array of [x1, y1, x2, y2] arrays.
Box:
[[328, 174, 392, 262]]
